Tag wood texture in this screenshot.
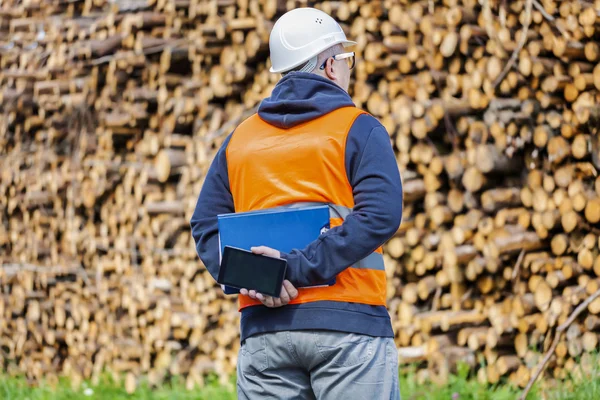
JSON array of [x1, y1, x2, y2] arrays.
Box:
[[1, 0, 600, 393]]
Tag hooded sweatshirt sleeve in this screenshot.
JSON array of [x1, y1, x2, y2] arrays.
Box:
[[189, 134, 235, 281], [281, 114, 403, 287]]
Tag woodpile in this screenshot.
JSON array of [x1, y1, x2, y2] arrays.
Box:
[[0, 0, 600, 393]]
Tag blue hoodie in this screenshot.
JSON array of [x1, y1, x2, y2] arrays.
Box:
[[190, 72, 403, 342]]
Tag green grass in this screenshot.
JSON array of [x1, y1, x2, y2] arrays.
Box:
[[1, 358, 598, 400], [0, 374, 237, 400], [399, 362, 535, 400], [540, 353, 600, 400]]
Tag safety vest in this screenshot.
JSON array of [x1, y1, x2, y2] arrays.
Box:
[[226, 106, 387, 310]]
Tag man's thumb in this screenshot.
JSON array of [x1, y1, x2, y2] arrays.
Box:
[[251, 246, 266, 254]]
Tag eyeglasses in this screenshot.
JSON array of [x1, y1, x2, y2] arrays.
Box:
[[319, 52, 355, 71]]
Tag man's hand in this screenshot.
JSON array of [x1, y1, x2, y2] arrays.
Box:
[[239, 246, 298, 307], [240, 280, 299, 307], [250, 245, 280, 259]]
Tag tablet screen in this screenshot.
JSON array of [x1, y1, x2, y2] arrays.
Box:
[[218, 246, 287, 297]]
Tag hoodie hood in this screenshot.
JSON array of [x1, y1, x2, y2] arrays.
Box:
[[257, 72, 355, 129]]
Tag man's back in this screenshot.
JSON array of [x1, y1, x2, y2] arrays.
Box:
[[227, 106, 365, 212], [192, 71, 402, 340]]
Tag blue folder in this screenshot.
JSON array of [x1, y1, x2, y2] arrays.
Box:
[[217, 204, 334, 294]]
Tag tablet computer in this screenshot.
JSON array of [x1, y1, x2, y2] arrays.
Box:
[[217, 246, 287, 298]]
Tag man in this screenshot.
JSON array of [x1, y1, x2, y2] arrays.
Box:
[[190, 7, 403, 400]]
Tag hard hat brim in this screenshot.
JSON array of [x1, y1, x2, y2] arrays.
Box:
[[270, 40, 357, 74]]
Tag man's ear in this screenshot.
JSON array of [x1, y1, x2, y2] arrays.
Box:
[[324, 58, 338, 81]]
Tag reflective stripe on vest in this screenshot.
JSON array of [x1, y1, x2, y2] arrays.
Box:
[[356, 251, 385, 271], [275, 201, 351, 220]]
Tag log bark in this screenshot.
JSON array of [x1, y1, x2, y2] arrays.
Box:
[[4, 0, 600, 392]]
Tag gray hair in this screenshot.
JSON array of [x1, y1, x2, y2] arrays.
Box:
[[282, 44, 344, 76]]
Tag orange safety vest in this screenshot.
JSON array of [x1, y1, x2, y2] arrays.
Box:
[[226, 106, 387, 311]]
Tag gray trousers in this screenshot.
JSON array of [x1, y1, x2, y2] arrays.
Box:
[[237, 330, 401, 400]]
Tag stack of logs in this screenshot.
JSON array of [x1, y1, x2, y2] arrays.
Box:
[[1, 0, 600, 393]]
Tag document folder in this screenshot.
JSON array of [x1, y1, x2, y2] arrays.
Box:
[[217, 204, 334, 295]]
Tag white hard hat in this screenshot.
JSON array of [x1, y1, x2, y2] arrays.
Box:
[[269, 8, 356, 74]]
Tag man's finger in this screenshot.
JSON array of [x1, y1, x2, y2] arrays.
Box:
[[240, 288, 248, 296], [251, 246, 268, 254], [283, 280, 299, 299], [279, 286, 290, 304], [249, 290, 258, 299], [272, 297, 282, 307], [262, 296, 274, 307], [251, 246, 280, 258]]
